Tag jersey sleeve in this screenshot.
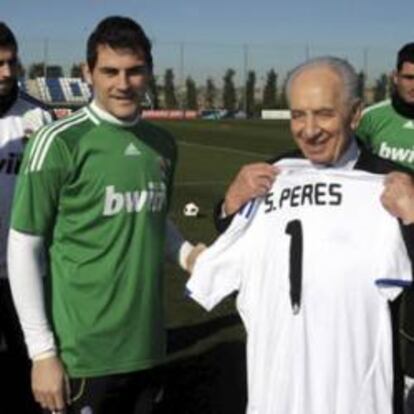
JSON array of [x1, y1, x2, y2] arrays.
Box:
[[374, 219, 413, 301], [186, 208, 254, 311], [356, 110, 374, 148], [11, 127, 71, 236]]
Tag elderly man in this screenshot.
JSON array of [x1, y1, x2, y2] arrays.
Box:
[[188, 57, 414, 414]]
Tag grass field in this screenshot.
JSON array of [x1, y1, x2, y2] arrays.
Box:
[[150, 119, 294, 413]]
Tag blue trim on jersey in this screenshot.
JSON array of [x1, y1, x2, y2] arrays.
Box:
[[238, 200, 256, 218], [375, 279, 412, 288], [238, 204, 247, 216], [245, 200, 256, 218]]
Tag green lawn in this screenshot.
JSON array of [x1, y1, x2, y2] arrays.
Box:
[[149, 119, 294, 413]]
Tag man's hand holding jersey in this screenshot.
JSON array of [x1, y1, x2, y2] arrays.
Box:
[[382, 172, 414, 225], [223, 163, 279, 216]]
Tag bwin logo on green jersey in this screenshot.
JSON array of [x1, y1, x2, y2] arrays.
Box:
[[379, 142, 414, 164], [103, 182, 167, 216]]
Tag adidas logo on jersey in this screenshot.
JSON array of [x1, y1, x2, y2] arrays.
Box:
[[379, 142, 414, 164], [124, 143, 141, 156], [103, 183, 166, 216], [403, 120, 414, 129], [0, 152, 22, 175]]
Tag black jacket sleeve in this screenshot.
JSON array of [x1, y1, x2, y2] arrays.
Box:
[[213, 199, 235, 234]]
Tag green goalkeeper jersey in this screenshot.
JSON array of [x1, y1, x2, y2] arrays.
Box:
[[11, 103, 177, 377], [357, 99, 414, 169]]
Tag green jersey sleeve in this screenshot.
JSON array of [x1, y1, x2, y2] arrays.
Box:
[[11, 128, 71, 236], [356, 110, 374, 148]]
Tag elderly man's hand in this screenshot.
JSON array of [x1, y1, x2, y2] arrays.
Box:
[[224, 163, 279, 216], [381, 172, 414, 224]]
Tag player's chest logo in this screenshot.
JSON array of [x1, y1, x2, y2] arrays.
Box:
[[102, 182, 167, 216]]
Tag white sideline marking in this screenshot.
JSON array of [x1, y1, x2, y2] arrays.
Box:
[[178, 140, 269, 158]]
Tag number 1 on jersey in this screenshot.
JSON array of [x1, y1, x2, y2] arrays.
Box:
[[285, 220, 303, 314]]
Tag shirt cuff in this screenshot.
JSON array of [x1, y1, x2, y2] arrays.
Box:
[[179, 241, 195, 271], [32, 349, 57, 361]]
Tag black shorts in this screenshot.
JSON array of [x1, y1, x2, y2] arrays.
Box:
[[45, 369, 162, 414]]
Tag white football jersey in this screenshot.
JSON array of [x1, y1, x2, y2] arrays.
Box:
[[187, 168, 412, 414], [0, 92, 52, 278]]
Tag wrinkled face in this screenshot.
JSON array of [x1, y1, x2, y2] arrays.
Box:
[[289, 67, 361, 164], [0, 47, 18, 96], [84, 44, 150, 121], [393, 62, 414, 105]]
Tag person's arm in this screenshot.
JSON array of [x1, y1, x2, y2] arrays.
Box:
[[165, 219, 206, 273], [9, 128, 70, 412], [213, 162, 278, 233], [355, 108, 374, 148], [381, 172, 414, 224], [7, 230, 54, 356], [7, 229, 68, 411]]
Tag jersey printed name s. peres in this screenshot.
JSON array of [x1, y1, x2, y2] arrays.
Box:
[[264, 181, 342, 213]]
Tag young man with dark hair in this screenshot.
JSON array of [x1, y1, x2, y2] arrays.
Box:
[[0, 21, 52, 414], [357, 43, 414, 167], [7, 16, 198, 414], [86, 17, 153, 73], [357, 42, 414, 412]]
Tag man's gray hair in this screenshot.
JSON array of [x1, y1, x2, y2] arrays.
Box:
[[285, 56, 359, 104]]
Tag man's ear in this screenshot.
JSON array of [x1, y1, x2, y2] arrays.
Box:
[[392, 69, 399, 88]]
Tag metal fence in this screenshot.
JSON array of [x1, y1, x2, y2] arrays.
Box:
[[18, 36, 398, 89]]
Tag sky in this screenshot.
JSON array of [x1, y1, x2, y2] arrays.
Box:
[[2, 0, 413, 85]]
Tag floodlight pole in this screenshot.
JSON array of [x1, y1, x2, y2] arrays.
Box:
[[363, 47, 368, 85], [305, 44, 310, 61], [179, 42, 185, 110], [243, 44, 249, 116], [43, 38, 49, 79]]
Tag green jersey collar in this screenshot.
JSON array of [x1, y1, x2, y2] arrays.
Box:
[[86, 100, 140, 127]]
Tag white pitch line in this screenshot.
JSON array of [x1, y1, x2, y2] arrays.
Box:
[[178, 140, 270, 158]]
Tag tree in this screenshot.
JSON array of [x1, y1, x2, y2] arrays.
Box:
[[373, 73, 389, 102], [357, 71, 366, 101], [164, 68, 178, 109], [278, 89, 289, 110], [222, 69, 237, 111], [46, 65, 63, 78], [28, 62, 45, 79], [17, 61, 26, 78], [262, 69, 278, 109], [205, 78, 216, 109], [70, 63, 83, 78], [245, 70, 256, 117], [147, 76, 160, 109], [185, 77, 198, 110]]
